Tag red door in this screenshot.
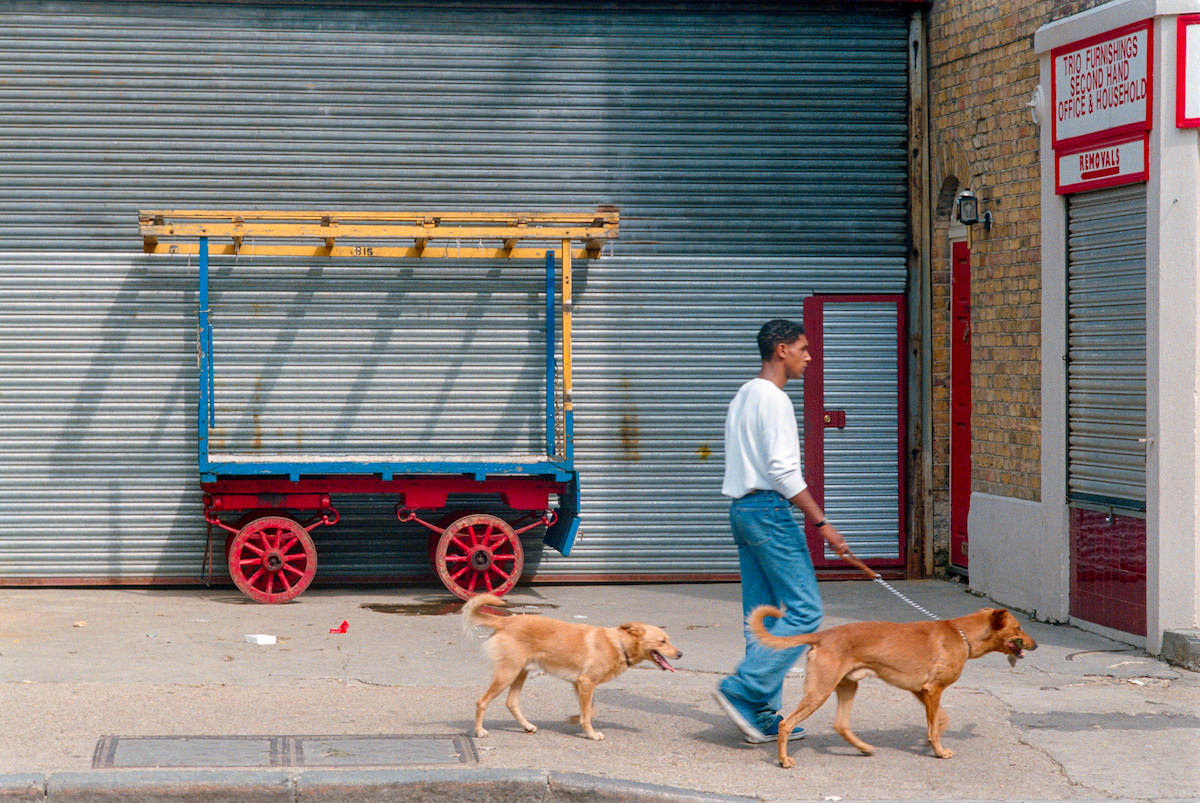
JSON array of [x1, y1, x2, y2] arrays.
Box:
[[950, 241, 971, 571]]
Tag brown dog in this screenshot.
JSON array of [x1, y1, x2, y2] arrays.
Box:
[[462, 593, 683, 741], [749, 605, 1037, 767]]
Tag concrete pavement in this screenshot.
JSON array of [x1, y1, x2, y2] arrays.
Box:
[[0, 579, 1197, 801]]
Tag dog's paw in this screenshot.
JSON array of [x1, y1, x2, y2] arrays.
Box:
[[523, 724, 538, 734], [933, 747, 954, 759], [779, 757, 795, 769], [586, 730, 605, 741], [475, 727, 489, 738]]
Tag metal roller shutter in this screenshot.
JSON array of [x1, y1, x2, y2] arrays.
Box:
[[0, 1, 911, 582], [818, 301, 903, 561], [1066, 184, 1147, 511]]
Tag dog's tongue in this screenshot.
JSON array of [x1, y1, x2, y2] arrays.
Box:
[[651, 651, 676, 672]]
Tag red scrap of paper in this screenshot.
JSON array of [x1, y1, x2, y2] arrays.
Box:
[[329, 620, 349, 634]]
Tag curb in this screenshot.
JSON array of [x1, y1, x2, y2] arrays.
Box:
[[1161, 628, 1200, 672], [0, 769, 760, 803]]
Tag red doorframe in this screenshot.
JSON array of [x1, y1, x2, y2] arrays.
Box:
[[950, 240, 971, 571], [802, 294, 907, 574]]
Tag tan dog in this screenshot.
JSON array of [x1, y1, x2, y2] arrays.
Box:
[[462, 593, 683, 741], [749, 606, 1037, 767]]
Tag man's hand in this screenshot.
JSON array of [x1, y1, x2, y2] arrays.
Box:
[[787, 489, 876, 578], [820, 523, 849, 556]]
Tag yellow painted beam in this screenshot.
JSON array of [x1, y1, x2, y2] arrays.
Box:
[[561, 238, 574, 412], [138, 207, 619, 259], [142, 209, 614, 224], [142, 222, 616, 240], [142, 242, 600, 261]]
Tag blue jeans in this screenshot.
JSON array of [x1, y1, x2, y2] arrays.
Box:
[[719, 491, 823, 714]]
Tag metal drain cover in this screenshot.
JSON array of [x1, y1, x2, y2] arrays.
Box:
[[93, 734, 477, 769]]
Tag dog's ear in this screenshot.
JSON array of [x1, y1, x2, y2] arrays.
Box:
[[619, 622, 646, 638], [990, 608, 1011, 630]]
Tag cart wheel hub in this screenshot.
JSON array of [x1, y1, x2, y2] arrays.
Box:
[[263, 552, 284, 572], [469, 548, 494, 570]]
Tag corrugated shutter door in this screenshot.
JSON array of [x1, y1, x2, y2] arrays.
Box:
[[1066, 184, 1147, 510], [0, 1, 911, 582], [819, 301, 902, 560]]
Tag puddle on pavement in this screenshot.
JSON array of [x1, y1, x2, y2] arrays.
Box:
[[360, 600, 558, 616]]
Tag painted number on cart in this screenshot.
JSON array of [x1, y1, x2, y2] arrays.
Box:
[[353, 246, 374, 256]]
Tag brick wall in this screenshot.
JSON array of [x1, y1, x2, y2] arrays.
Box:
[[925, 0, 1108, 570]]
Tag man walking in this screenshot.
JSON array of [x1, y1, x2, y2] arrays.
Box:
[[714, 319, 850, 744]]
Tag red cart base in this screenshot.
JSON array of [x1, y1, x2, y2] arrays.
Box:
[[202, 475, 565, 603]]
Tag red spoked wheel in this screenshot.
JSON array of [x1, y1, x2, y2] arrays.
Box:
[[223, 511, 274, 563], [434, 513, 524, 600], [227, 516, 318, 604]]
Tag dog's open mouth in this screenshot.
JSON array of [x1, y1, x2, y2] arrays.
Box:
[[651, 650, 676, 672], [1006, 638, 1027, 666]]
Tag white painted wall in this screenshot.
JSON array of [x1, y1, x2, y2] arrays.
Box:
[[968, 493, 1069, 622], [1145, 11, 1200, 650]]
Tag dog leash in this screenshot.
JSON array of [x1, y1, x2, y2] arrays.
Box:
[[839, 551, 971, 651]]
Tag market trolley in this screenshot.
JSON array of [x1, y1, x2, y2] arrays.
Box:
[[139, 209, 619, 603]]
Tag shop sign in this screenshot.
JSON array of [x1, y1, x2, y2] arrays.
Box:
[[1056, 133, 1148, 194], [1178, 15, 1200, 127], [1052, 19, 1153, 148]]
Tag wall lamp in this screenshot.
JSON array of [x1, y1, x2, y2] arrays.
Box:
[[956, 190, 993, 231], [956, 190, 979, 225]]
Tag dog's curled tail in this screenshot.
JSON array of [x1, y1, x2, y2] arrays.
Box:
[[461, 593, 508, 634], [748, 605, 821, 651]]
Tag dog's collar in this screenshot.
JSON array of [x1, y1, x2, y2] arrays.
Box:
[[950, 623, 970, 655], [621, 644, 633, 667]]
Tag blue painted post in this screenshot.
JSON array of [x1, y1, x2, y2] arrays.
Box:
[[565, 408, 575, 463], [545, 250, 556, 457], [198, 236, 213, 466]]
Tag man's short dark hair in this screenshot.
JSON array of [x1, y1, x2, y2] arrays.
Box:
[[757, 319, 805, 360]]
